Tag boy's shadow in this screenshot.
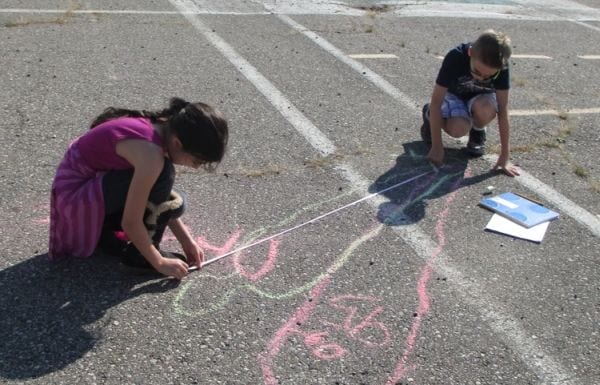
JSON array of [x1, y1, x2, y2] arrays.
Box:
[[0, 253, 177, 380], [370, 141, 500, 226]]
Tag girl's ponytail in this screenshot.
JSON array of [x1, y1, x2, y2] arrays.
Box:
[[90, 97, 195, 129], [167, 97, 190, 113], [147, 97, 191, 122], [90, 107, 163, 129]]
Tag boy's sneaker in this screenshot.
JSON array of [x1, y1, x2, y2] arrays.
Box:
[[466, 127, 486, 157], [420, 103, 432, 144]]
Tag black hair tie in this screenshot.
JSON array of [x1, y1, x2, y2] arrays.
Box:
[[179, 102, 190, 114]]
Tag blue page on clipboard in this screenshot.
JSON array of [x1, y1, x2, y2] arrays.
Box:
[[479, 192, 559, 228]]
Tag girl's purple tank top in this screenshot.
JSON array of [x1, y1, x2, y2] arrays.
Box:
[[49, 117, 163, 260]]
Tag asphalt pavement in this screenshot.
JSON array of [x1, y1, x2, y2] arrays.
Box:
[[1, 1, 599, 384]]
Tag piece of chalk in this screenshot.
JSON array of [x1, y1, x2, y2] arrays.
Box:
[[513, 192, 545, 206], [483, 185, 495, 195]]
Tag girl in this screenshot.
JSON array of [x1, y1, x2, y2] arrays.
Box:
[[49, 97, 228, 280]]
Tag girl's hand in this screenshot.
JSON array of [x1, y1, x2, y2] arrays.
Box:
[[155, 257, 189, 280], [167, 218, 205, 268], [182, 239, 205, 269]]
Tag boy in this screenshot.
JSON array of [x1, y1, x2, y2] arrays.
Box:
[[421, 29, 519, 176]]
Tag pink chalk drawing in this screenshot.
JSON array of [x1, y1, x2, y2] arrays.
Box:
[[321, 295, 391, 348], [196, 229, 279, 281], [384, 168, 471, 385], [34, 216, 50, 225], [196, 229, 242, 256], [303, 331, 348, 360], [255, 167, 470, 385], [234, 238, 280, 281], [172, 187, 388, 317], [173, 165, 471, 385], [260, 291, 392, 384], [258, 278, 333, 385], [256, 223, 386, 383], [32, 203, 50, 224]]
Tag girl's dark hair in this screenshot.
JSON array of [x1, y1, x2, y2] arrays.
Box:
[[90, 97, 228, 168]]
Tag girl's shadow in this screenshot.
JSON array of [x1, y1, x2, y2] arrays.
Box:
[[370, 141, 499, 226], [0, 253, 177, 380]]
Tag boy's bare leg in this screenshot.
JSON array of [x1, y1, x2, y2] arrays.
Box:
[[471, 95, 497, 127], [467, 95, 497, 156], [444, 117, 471, 138]]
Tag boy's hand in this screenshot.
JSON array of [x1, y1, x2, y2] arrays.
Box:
[[427, 146, 444, 167], [182, 239, 205, 268], [155, 257, 189, 280], [493, 154, 520, 177]]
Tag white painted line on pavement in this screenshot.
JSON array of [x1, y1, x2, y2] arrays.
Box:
[[276, 13, 419, 111], [578, 55, 600, 59], [2, 1, 600, 21], [0, 7, 536, 18], [0, 8, 175, 14], [511, 107, 600, 116], [166, 2, 584, 384], [0, 8, 269, 15], [436, 54, 553, 60], [348, 54, 398, 59], [570, 20, 600, 32], [393, 8, 548, 21], [512, 54, 552, 59]]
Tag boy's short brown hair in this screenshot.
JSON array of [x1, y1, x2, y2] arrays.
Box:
[[471, 29, 512, 69]]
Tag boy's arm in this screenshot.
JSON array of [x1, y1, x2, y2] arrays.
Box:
[[427, 84, 448, 167], [494, 89, 520, 176]]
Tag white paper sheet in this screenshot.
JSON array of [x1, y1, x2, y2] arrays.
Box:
[[485, 213, 550, 243]]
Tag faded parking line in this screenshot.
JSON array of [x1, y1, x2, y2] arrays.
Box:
[[511, 107, 600, 116], [348, 53, 399, 59]]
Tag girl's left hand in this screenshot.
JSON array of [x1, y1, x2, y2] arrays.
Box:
[[182, 239, 205, 268]]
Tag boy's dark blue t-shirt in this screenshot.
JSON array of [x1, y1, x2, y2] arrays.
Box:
[[436, 43, 510, 101]]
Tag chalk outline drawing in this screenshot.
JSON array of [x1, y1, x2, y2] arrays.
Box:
[[257, 167, 468, 384], [173, 158, 468, 384], [173, 164, 457, 314]]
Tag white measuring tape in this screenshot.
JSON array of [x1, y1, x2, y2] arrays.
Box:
[[189, 168, 435, 271]]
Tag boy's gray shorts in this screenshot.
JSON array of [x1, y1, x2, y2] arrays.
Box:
[[441, 92, 497, 120]]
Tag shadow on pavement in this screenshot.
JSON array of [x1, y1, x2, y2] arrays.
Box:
[[0, 253, 177, 380], [370, 141, 501, 226]]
